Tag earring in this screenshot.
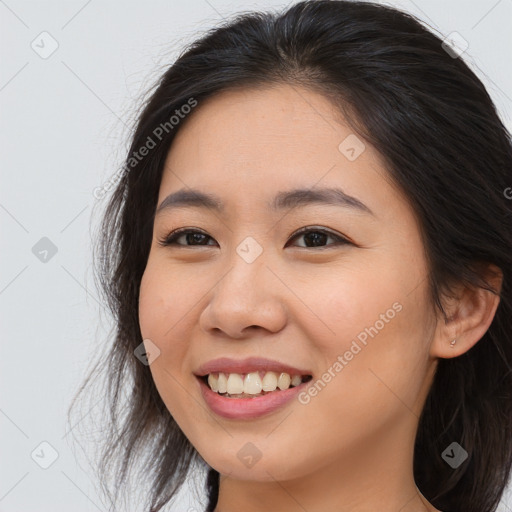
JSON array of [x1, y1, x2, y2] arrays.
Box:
[[450, 339, 456, 348]]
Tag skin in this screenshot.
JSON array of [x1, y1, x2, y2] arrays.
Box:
[[138, 83, 501, 512]]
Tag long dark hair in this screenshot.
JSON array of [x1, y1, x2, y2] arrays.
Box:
[[67, 1, 512, 511]]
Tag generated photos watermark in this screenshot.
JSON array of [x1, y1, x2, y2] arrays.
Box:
[[93, 97, 198, 200], [298, 301, 403, 404]]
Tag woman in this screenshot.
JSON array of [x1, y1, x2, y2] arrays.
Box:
[[70, 1, 512, 511]]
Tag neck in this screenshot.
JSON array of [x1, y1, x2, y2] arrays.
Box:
[[214, 419, 440, 512]]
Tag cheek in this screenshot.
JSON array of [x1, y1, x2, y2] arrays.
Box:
[[139, 268, 164, 334], [138, 263, 190, 399], [138, 257, 214, 424], [288, 258, 408, 357], [291, 254, 432, 414], [138, 258, 194, 344]]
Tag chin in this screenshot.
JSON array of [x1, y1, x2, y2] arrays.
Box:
[[195, 440, 309, 482]]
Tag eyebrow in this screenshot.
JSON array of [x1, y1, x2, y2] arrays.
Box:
[[155, 187, 374, 216]]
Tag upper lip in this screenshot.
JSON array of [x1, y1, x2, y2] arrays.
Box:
[[194, 357, 312, 377]]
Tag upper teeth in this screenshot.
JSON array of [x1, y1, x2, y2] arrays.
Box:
[[207, 371, 303, 394]]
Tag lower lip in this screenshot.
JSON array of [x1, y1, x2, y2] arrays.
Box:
[[197, 376, 308, 420]]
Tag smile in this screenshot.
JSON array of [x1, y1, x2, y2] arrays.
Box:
[[202, 371, 312, 398], [194, 357, 313, 419]]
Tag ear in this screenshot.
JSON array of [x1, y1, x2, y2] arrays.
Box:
[[430, 264, 503, 359]]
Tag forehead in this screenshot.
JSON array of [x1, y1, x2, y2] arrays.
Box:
[[168, 84, 346, 162], [158, 83, 405, 220]]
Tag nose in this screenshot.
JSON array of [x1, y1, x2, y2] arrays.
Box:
[[198, 247, 288, 340]]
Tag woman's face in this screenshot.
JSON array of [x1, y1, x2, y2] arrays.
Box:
[[138, 84, 440, 483]]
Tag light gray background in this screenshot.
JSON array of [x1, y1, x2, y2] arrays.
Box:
[[1, 0, 511, 511]]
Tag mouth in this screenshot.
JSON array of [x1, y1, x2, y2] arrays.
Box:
[[197, 371, 313, 399], [194, 357, 314, 419]]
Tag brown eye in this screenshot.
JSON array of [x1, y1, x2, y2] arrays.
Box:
[[158, 228, 216, 247], [286, 227, 352, 249], [158, 226, 352, 249]]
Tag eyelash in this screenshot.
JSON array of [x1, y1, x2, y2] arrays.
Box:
[[157, 226, 352, 250]]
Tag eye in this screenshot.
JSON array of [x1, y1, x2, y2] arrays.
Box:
[[157, 228, 216, 247], [286, 226, 352, 249], [157, 226, 352, 249]]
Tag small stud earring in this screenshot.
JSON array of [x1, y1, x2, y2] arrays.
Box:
[[450, 339, 456, 348]]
